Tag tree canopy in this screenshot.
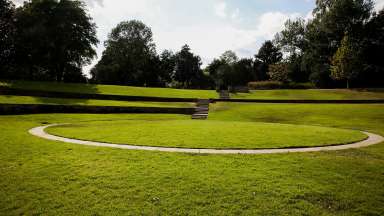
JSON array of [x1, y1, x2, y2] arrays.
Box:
[[10, 0, 98, 82]]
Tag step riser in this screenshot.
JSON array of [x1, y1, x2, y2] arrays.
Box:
[[192, 99, 210, 120]]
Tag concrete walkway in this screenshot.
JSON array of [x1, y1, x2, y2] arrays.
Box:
[[29, 124, 384, 154]]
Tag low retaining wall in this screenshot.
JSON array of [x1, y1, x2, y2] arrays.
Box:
[[211, 99, 384, 104], [0, 104, 195, 115], [0, 87, 198, 102]]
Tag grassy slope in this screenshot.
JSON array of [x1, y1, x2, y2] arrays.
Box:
[[0, 80, 217, 99], [232, 89, 384, 100], [0, 95, 194, 108], [1, 103, 384, 215], [47, 120, 366, 149]]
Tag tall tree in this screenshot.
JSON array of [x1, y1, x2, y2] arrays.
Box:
[[159, 50, 176, 85], [358, 9, 384, 87], [303, 0, 373, 87], [173, 45, 204, 88], [274, 18, 306, 56], [275, 18, 309, 83], [14, 0, 98, 82], [0, 0, 15, 78], [92, 20, 163, 86], [255, 40, 282, 80], [330, 35, 361, 88]]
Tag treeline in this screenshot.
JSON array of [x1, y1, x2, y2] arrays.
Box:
[[1, 0, 383, 89]]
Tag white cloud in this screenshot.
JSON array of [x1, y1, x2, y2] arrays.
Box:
[[231, 8, 240, 20], [214, 1, 227, 18], [374, 0, 384, 11]]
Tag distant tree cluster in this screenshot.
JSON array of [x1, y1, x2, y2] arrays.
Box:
[[90, 20, 211, 89], [272, 0, 384, 88], [0, 0, 98, 82], [207, 0, 384, 89], [1, 0, 383, 89]]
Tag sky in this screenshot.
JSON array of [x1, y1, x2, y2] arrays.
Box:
[[12, 0, 384, 76]]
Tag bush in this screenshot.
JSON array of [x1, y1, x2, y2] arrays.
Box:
[[248, 81, 283, 89], [248, 81, 314, 90]]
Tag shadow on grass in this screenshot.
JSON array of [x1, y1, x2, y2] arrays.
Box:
[[3, 80, 100, 105]]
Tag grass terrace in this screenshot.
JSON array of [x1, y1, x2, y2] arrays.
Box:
[[231, 89, 384, 100], [0, 80, 218, 99]]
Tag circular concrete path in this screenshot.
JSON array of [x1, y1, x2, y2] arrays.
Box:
[[29, 124, 384, 155]]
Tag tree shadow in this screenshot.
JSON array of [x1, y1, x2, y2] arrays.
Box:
[[3, 80, 101, 105]]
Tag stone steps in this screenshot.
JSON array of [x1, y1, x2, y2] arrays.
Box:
[[219, 90, 230, 99], [192, 99, 210, 120]]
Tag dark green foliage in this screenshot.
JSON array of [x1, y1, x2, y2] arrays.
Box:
[[358, 9, 384, 87], [91, 20, 165, 87], [255, 41, 283, 81], [0, 0, 16, 78], [173, 45, 206, 89], [268, 63, 290, 83], [303, 0, 374, 87], [159, 50, 176, 84], [207, 51, 255, 89], [11, 0, 98, 82]]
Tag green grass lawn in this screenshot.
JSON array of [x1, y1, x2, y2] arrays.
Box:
[[0, 95, 194, 108], [1, 102, 384, 215], [0, 80, 218, 99], [232, 89, 384, 100], [47, 120, 367, 149]]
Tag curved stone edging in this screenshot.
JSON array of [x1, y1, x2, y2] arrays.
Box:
[[29, 124, 384, 154]]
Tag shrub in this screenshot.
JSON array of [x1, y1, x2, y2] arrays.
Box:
[[248, 81, 314, 90], [268, 63, 290, 82], [248, 81, 283, 89]]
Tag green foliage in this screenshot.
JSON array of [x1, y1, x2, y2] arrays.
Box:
[[255, 41, 283, 81], [91, 20, 165, 87], [173, 45, 207, 89], [274, 18, 306, 55], [12, 0, 98, 82], [331, 35, 361, 88], [302, 0, 374, 87], [268, 63, 290, 83], [248, 81, 285, 90], [0, 0, 15, 78]]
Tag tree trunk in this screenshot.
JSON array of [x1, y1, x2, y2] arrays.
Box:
[[346, 79, 349, 89]]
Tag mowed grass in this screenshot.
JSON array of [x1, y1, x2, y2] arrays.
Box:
[[0, 80, 218, 98], [1, 103, 384, 215], [0, 95, 194, 108], [47, 120, 367, 149], [232, 89, 384, 100]]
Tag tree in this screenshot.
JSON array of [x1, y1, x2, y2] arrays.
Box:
[[358, 8, 384, 87], [92, 20, 164, 86], [268, 63, 290, 83], [232, 58, 254, 85], [274, 18, 306, 55], [330, 35, 361, 88], [274, 18, 309, 83], [220, 50, 238, 65], [159, 50, 176, 85], [173, 45, 204, 88], [300, 0, 374, 87], [13, 0, 98, 82], [255, 40, 282, 80], [0, 0, 15, 78]]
